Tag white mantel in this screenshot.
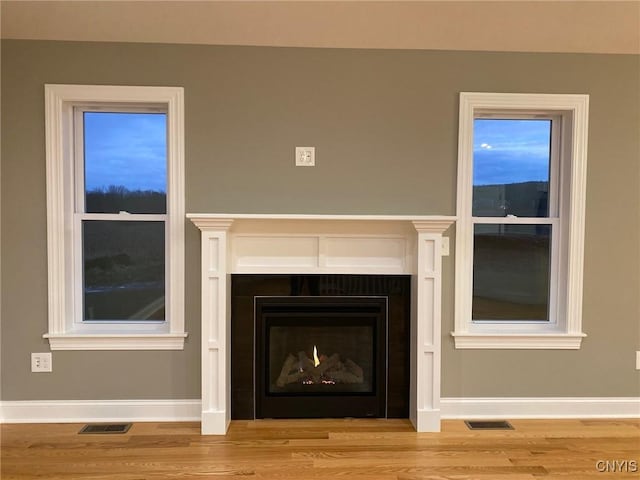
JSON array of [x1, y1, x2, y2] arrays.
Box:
[[188, 213, 455, 434]]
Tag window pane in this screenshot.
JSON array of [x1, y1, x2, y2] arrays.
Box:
[[84, 112, 167, 214], [83, 221, 165, 321], [473, 224, 551, 321], [473, 119, 551, 217]]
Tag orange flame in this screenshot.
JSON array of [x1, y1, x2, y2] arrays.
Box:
[[313, 345, 320, 367]]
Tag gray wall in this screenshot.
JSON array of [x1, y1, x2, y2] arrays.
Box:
[[2, 40, 639, 401]]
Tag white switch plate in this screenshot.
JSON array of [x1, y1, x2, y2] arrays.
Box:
[[31, 352, 52, 372], [636, 351, 640, 370], [295, 147, 315, 167], [441, 237, 450, 256]]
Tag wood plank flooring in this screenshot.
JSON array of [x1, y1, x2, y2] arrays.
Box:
[[2, 418, 639, 479]]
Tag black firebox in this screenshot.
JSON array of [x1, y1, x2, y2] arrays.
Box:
[[255, 296, 387, 418]]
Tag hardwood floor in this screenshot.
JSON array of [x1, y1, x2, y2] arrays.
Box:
[[2, 419, 639, 479]]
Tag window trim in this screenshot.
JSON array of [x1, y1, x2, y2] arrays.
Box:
[[44, 84, 186, 350], [452, 92, 589, 349]]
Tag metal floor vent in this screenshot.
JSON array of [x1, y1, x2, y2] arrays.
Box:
[[79, 423, 132, 434], [465, 420, 514, 430]]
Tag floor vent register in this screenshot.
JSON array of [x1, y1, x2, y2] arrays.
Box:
[[79, 423, 132, 434], [464, 420, 514, 430]]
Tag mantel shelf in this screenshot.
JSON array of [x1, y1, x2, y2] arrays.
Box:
[[187, 213, 456, 234], [188, 213, 456, 222]]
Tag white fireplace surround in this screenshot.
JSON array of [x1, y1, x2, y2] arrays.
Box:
[[188, 213, 455, 434]]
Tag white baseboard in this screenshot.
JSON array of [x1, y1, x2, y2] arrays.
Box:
[[441, 397, 640, 419], [0, 399, 201, 423], [1, 397, 638, 424]]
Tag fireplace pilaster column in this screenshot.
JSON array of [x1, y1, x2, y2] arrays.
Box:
[[190, 218, 234, 434], [411, 221, 450, 432]]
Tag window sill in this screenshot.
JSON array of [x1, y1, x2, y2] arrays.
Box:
[[451, 332, 586, 349], [43, 332, 188, 351]]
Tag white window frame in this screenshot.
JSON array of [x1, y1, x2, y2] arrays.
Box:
[[44, 84, 186, 350], [452, 92, 589, 349]]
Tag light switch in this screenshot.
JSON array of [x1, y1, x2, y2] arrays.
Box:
[[441, 237, 450, 256], [295, 147, 315, 167]]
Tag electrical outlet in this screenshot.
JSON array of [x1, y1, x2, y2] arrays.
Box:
[[295, 147, 315, 167], [31, 353, 52, 372]]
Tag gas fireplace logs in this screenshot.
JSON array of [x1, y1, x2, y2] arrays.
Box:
[[275, 351, 364, 387]]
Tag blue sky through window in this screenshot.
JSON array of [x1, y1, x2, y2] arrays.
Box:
[[473, 119, 551, 186], [84, 112, 167, 193]]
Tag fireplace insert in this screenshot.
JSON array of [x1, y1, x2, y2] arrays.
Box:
[[230, 274, 411, 419], [255, 296, 387, 418]]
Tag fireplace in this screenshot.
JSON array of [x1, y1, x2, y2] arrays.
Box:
[[188, 213, 454, 434], [255, 296, 387, 418]]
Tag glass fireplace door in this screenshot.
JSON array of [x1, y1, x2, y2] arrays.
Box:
[[268, 322, 374, 394], [255, 296, 387, 419]]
